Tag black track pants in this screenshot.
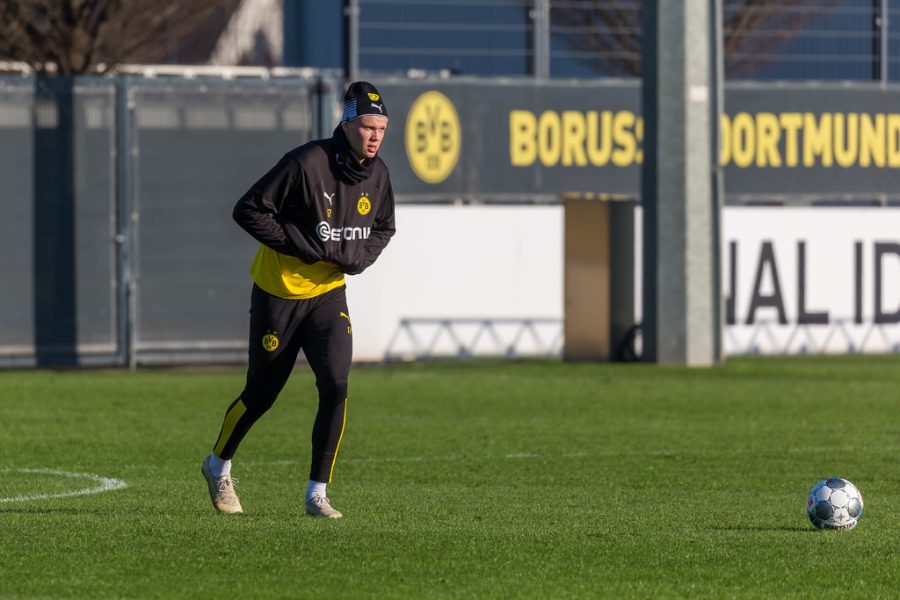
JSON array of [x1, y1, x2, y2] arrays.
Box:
[[212, 284, 353, 483]]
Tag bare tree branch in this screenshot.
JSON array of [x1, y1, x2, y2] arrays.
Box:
[[0, 0, 238, 74], [544, 0, 841, 78]]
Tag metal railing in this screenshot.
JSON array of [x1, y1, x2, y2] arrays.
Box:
[[384, 317, 563, 361], [725, 318, 900, 354], [350, 0, 900, 82]]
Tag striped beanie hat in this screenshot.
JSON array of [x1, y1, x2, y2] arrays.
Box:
[[341, 81, 389, 123]]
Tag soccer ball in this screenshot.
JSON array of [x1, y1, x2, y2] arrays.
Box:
[[805, 478, 864, 530]]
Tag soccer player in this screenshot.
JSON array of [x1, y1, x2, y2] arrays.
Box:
[[201, 82, 395, 519]]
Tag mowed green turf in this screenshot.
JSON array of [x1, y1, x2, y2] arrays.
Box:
[[2, 355, 900, 599]]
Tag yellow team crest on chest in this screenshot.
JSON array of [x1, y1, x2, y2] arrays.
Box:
[[357, 194, 372, 215]]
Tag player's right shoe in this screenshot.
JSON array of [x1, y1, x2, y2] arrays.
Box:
[[305, 494, 342, 519], [201, 456, 243, 514]]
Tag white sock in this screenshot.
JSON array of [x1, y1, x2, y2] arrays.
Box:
[[306, 480, 326, 500], [207, 453, 231, 478]]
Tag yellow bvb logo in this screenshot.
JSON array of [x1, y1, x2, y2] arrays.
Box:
[[261, 333, 279, 352], [357, 194, 371, 215], [405, 90, 461, 184]]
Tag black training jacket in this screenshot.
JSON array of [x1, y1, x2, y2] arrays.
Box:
[[233, 131, 396, 299]]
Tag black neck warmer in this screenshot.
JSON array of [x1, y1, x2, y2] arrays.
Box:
[[333, 125, 374, 184]]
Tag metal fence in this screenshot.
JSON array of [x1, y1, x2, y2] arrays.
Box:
[[0, 70, 341, 368], [0, 77, 119, 367], [123, 75, 330, 365], [350, 0, 900, 82], [384, 317, 564, 361]]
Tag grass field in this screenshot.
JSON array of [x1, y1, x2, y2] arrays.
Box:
[[2, 355, 900, 598]]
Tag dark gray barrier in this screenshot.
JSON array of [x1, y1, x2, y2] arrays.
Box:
[[0, 73, 331, 367], [0, 76, 118, 367], [124, 76, 326, 364], [66, 79, 118, 365], [0, 77, 35, 366]]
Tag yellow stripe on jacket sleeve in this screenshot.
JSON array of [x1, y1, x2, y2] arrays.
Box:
[[213, 399, 248, 457]]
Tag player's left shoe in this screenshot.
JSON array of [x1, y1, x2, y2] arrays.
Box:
[[305, 494, 342, 519]]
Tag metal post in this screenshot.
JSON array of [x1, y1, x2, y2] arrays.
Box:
[[531, 0, 550, 78], [33, 76, 77, 366], [609, 200, 636, 360], [710, 0, 725, 362], [641, 2, 659, 363], [641, 0, 720, 366], [880, 0, 888, 83], [114, 77, 137, 368], [344, 0, 360, 81], [873, 0, 889, 82]]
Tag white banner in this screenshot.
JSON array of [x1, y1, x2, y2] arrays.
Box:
[[346, 205, 900, 361], [346, 205, 564, 361], [723, 207, 900, 355]]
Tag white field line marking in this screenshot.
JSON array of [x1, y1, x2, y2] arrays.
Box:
[[242, 444, 900, 468], [0, 468, 127, 503]]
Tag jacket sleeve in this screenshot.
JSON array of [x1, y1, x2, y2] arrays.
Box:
[[340, 180, 396, 275], [232, 155, 323, 264]]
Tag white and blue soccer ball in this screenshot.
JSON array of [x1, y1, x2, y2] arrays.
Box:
[[806, 478, 864, 530]]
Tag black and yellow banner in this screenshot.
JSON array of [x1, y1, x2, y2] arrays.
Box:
[[376, 80, 900, 200]]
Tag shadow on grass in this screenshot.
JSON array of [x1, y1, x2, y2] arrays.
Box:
[[712, 525, 814, 533], [0, 507, 97, 515]]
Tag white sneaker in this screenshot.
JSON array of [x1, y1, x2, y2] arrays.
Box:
[[201, 456, 243, 514], [305, 494, 342, 519]]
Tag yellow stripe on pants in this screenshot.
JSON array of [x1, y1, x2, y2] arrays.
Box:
[[327, 399, 348, 483], [213, 399, 248, 457]]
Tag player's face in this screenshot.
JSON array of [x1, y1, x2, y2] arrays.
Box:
[[343, 115, 389, 162]]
